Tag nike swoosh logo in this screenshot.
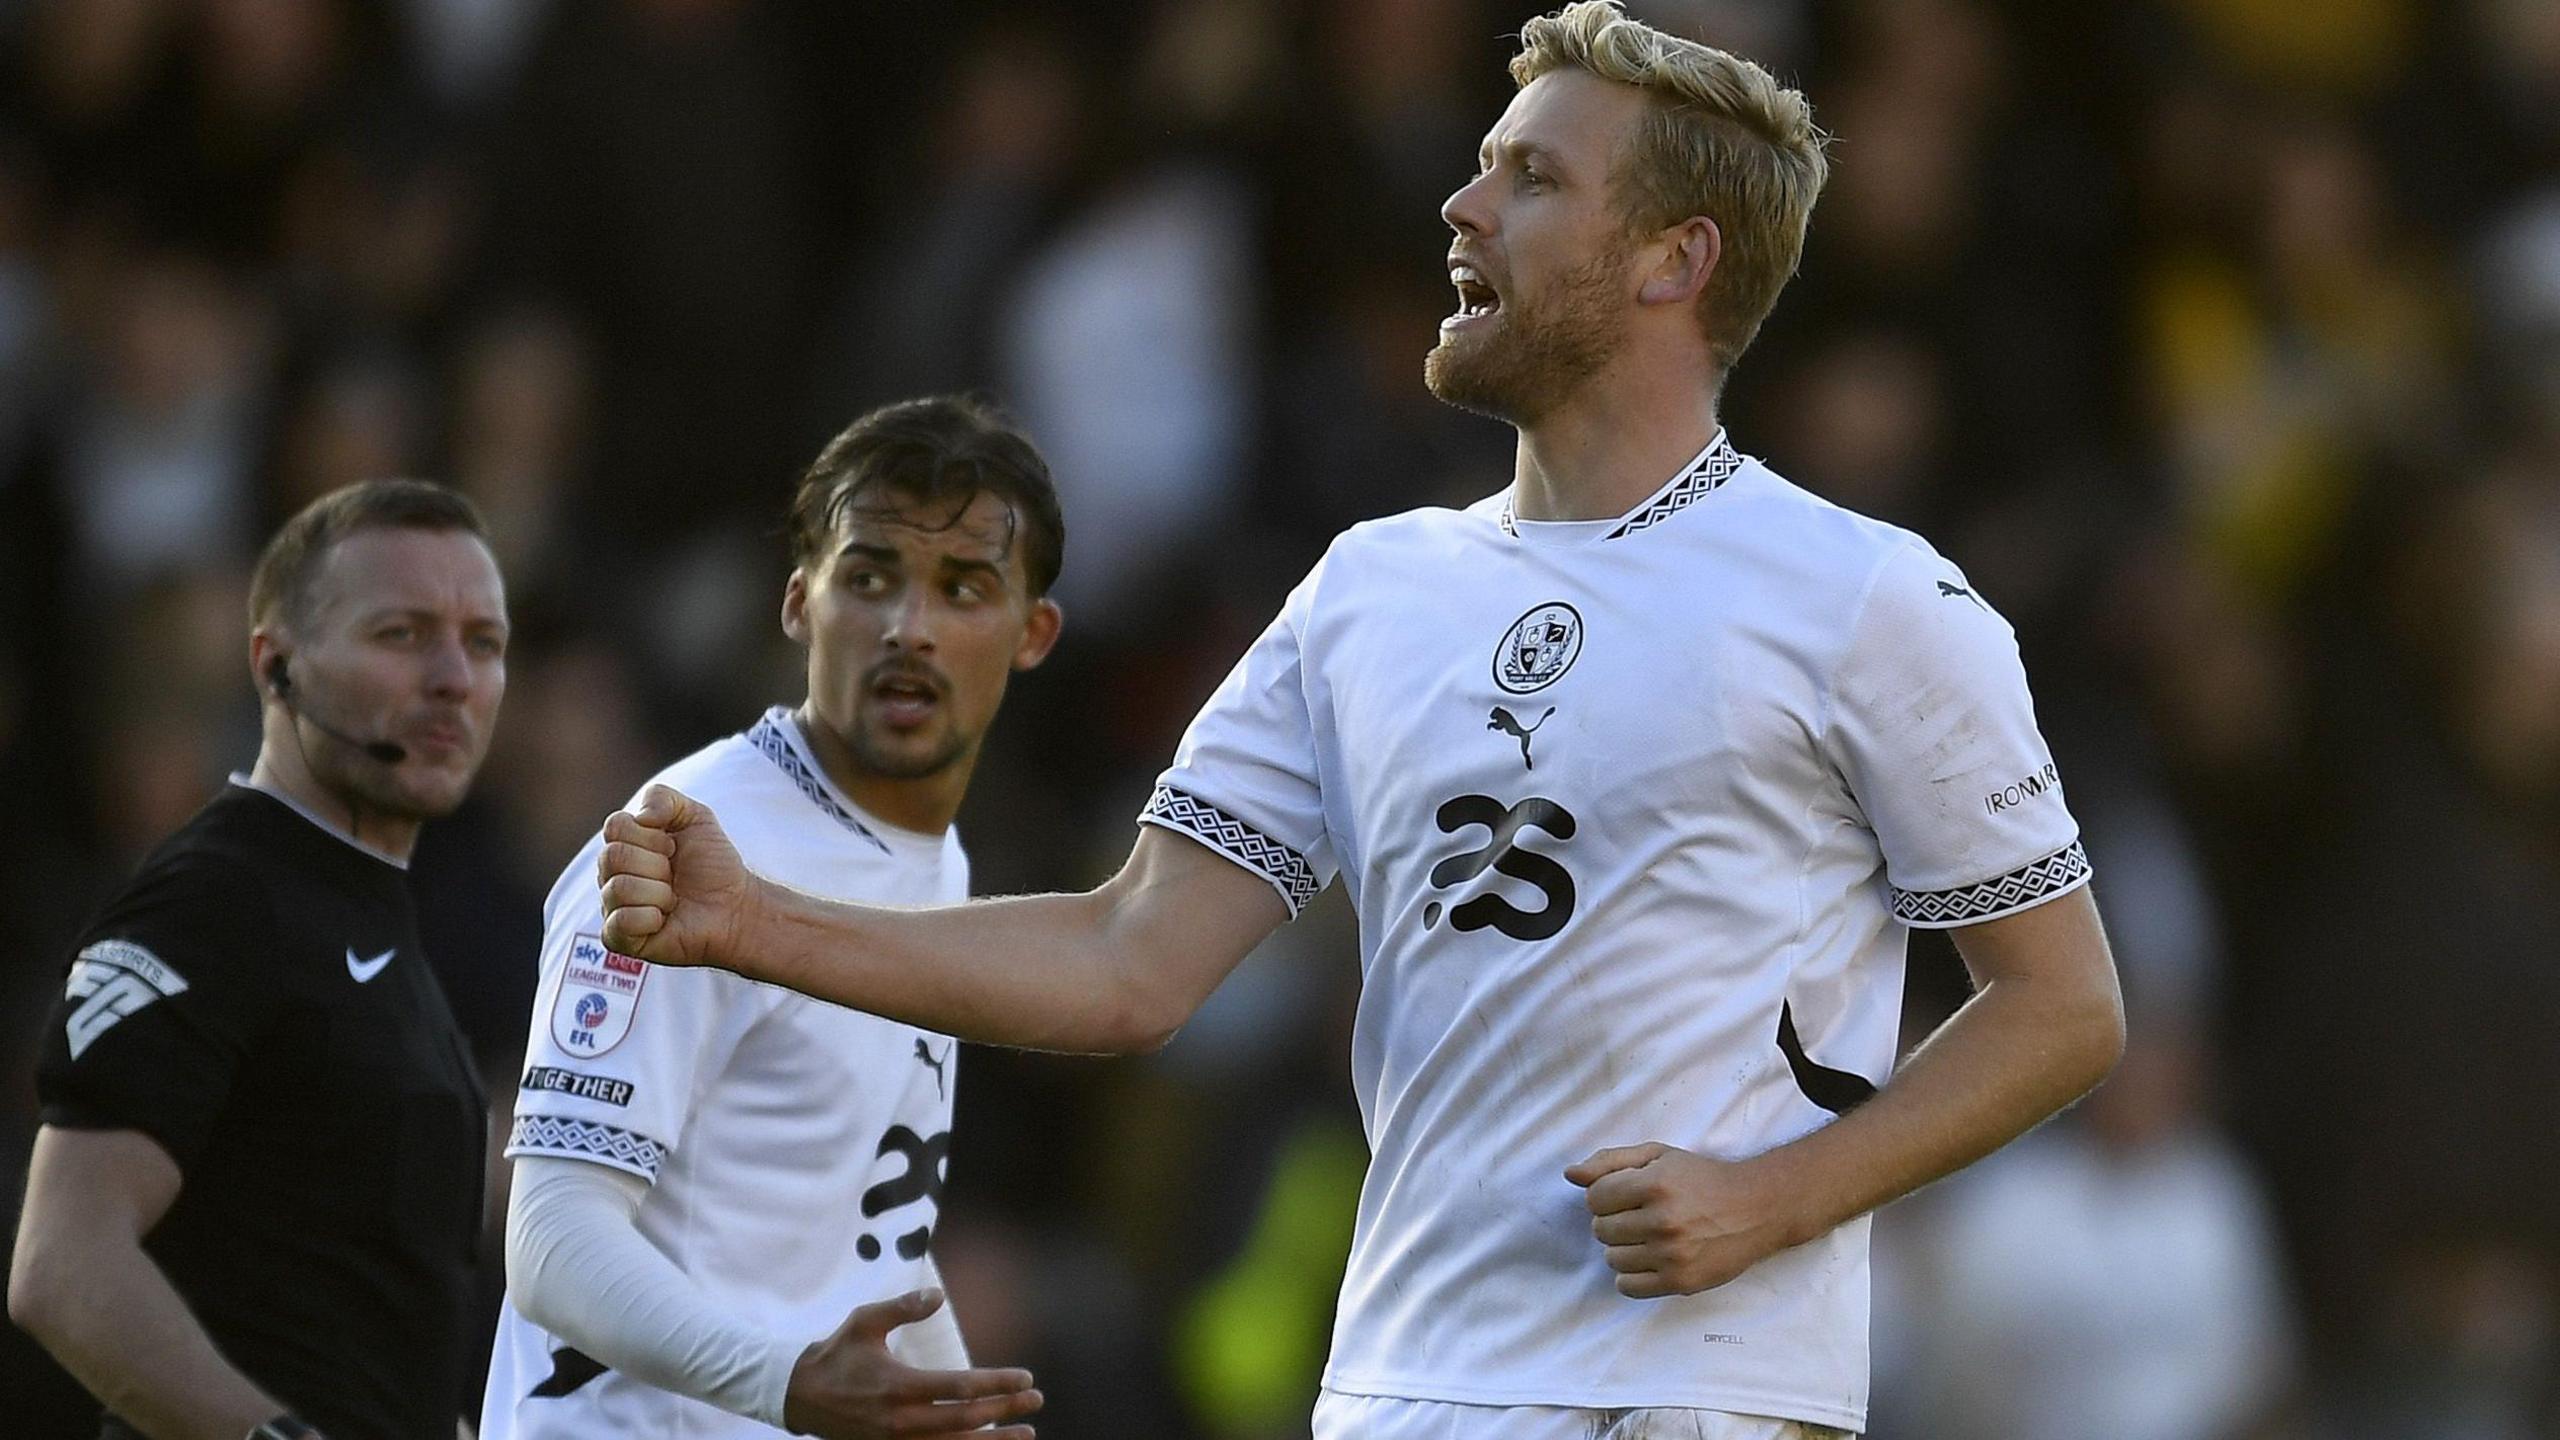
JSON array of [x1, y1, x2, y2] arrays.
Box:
[[345, 947, 396, 983]]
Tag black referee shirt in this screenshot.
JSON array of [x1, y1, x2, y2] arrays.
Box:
[[36, 782, 486, 1440]]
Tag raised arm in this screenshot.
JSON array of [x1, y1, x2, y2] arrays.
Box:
[[596, 785, 1291, 1054], [9, 1126, 293, 1440]]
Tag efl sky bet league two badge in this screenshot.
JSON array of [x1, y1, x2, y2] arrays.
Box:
[[1494, 601, 1584, 695], [552, 933, 646, 1058]]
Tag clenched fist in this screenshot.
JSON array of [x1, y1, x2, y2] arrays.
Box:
[[597, 784, 758, 970], [1565, 1142, 1810, 1298]]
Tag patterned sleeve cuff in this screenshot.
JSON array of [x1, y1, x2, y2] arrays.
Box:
[[507, 1114, 669, 1181], [1891, 840, 2091, 928], [1139, 786, 1324, 917]]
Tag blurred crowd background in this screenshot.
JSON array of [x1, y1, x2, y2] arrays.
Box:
[[3, 0, 2557, 1436]]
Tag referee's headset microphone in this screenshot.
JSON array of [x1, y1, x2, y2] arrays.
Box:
[[267, 656, 408, 765]]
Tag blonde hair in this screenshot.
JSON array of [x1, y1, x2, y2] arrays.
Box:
[[1512, 0, 1828, 372]]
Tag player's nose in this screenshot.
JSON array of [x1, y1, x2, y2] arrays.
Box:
[[1443, 170, 1495, 237], [880, 589, 938, 652]]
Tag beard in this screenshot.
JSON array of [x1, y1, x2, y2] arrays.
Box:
[[1425, 244, 1630, 426], [844, 714, 972, 781]]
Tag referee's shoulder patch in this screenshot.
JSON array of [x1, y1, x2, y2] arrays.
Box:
[[551, 933, 647, 1058], [64, 939, 190, 1059]]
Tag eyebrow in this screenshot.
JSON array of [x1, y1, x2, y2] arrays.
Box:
[[1478, 138, 1570, 176], [355, 605, 509, 634], [836, 541, 1008, 578]]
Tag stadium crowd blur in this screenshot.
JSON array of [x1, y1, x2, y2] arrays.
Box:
[[3, 0, 2557, 1435]]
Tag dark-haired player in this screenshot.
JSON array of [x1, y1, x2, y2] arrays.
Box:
[[480, 397, 1053, 1440], [11, 480, 507, 1440]]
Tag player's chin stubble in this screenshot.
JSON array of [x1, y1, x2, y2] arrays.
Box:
[[847, 716, 969, 781], [1424, 249, 1627, 426]]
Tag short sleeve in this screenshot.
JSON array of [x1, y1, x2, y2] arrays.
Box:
[[36, 860, 280, 1169], [1143, 562, 1339, 917], [506, 833, 754, 1182], [1826, 541, 2091, 929]]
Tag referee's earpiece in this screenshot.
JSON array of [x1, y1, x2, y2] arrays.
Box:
[[266, 654, 406, 765]]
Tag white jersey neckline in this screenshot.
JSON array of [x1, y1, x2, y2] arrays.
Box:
[[745, 707, 950, 855], [1494, 428, 1744, 546]]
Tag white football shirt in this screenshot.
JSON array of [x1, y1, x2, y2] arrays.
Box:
[[1142, 432, 2089, 1429], [484, 708, 972, 1438]]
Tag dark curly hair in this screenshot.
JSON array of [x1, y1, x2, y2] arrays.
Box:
[[787, 395, 1065, 598]]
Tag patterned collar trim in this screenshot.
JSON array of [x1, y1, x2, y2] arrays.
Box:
[[747, 709, 892, 855], [1496, 429, 1746, 541]]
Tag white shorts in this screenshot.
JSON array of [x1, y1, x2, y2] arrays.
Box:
[[1312, 1392, 1857, 1440]]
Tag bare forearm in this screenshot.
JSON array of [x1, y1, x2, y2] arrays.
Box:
[[754, 883, 1183, 1053], [12, 1238, 279, 1440], [1769, 964, 2122, 1243], [604, 800, 1286, 1052]]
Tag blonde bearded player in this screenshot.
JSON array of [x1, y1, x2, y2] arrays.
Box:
[[594, 6, 2123, 1438], [481, 398, 1055, 1440]]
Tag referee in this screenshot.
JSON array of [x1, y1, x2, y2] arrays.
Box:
[[9, 480, 509, 1440]]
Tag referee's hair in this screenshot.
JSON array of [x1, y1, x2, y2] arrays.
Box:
[[788, 395, 1066, 600], [249, 479, 491, 630]]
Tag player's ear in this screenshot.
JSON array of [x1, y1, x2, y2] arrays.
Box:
[[1012, 596, 1063, 672], [781, 568, 811, 646], [1639, 215, 1718, 309]]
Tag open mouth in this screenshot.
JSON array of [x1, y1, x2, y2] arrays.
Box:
[[869, 671, 944, 728], [1446, 262, 1501, 329]]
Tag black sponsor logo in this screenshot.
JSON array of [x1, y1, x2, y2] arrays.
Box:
[[1937, 579, 1988, 610], [1421, 795, 1579, 940], [858, 1125, 951, 1262], [521, 1065, 635, 1107], [1984, 762, 2062, 816]]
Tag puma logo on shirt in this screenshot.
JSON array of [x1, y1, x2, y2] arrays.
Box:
[[1487, 706, 1555, 769]]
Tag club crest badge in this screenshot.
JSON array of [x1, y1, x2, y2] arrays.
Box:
[[1493, 601, 1584, 694], [551, 933, 646, 1058]]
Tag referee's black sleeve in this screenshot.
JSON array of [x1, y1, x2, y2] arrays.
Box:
[[37, 856, 281, 1170]]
